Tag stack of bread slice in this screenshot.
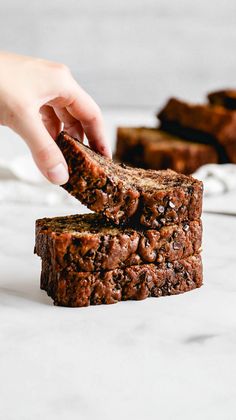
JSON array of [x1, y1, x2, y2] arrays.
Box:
[[116, 89, 236, 174], [35, 132, 203, 307]]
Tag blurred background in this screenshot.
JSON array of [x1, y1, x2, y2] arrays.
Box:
[[1, 4, 236, 419], [1, 0, 236, 110]]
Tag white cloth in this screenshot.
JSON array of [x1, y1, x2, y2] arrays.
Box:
[[193, 164, 236, 196], [0, 154, 77, 206]]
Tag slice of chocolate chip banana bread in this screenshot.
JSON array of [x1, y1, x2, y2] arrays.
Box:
[[157, 97, 236, 163], [116, 126, 218, 174], [35, 213, 202, 272], [40, 254, 203, 307], [208, 89, 236, 110], [56, 132, 203, 228]]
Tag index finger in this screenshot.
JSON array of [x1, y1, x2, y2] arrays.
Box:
[[66, 83, 112, 158]]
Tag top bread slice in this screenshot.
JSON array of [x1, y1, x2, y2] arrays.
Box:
[[208, 89, 236, 110], [56, 132, 203, 228], [157, 97, 236, 163]]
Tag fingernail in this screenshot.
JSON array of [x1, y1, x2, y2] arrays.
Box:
[[99, 144, 112, 159], [47, 163, 69, 185], [105, 145, 112, 159], [105, 141, 112, 159]]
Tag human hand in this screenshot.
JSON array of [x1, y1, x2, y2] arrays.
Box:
[[0, 51, 111, 185]]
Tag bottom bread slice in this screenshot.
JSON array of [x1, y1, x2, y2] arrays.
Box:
[[40, 255, 202, 307]]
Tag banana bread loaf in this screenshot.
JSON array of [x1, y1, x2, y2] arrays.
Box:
[[40, 254, 203, 307], [208, 89, 236, 110], [35, 213, 202, 272], [116, 127, 218, 174], [56, 132, 203, 228], [157, 97, 236, 163]]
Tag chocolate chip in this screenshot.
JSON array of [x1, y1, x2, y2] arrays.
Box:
[[152, 287, 162, 297], [176, 263, 184, 272], [139, 271, 150, 282], [145, 239, 150, 248], [157, 254, 164, 263], [169, 201, 175, 208], [152, 220, 159, 228], [158, 205, 165, 213], [186, 279, 194, 287], [146, 275, 153, 283], [183, 223, 189, 232], [86, 250, 95, 257]]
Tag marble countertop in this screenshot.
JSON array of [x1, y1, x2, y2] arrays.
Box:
[[0, 112, 236, 420]]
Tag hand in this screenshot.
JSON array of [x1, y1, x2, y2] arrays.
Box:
[[0, 51, 111, 185]]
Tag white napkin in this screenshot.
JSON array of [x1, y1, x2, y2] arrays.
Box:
[[0, 154, 45, 184], [193, 164, 236, 196], [0, 154, 78, 206]]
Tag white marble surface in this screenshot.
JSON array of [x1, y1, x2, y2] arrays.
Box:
[[1, 113, 236, 419]]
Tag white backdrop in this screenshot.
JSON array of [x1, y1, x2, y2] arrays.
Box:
[[0, 0, 236, 108]]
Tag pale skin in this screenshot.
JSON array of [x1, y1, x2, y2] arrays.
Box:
[[0, 51, 111, 185]]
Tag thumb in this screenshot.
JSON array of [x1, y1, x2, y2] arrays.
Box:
[[12, 114, 69, 185]]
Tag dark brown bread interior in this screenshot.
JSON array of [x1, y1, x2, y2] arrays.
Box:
[[40, 254, 203, 307], [116, 126, 218, 174], [157, 97, 236, 163], [35, 213, 202, 272], [208, 89, 236, 110], [56, 132, 203, 228]]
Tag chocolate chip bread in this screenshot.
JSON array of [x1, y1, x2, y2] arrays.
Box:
[[116, 127, 218, 174], [40, 254, 203, 307], [56, 132, 203, 228], [35, 213, 202, 272], [208, 89, 236, 110], [158, 97, 236, 163]]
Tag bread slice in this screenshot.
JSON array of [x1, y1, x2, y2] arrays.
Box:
[[208, 89, 236, 110], [35, 213, 202, 272], [40, 255, 203, 307], [157, 97, 236, 163], [116, 126, 218, 174], [56, 132, 203, 228]]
